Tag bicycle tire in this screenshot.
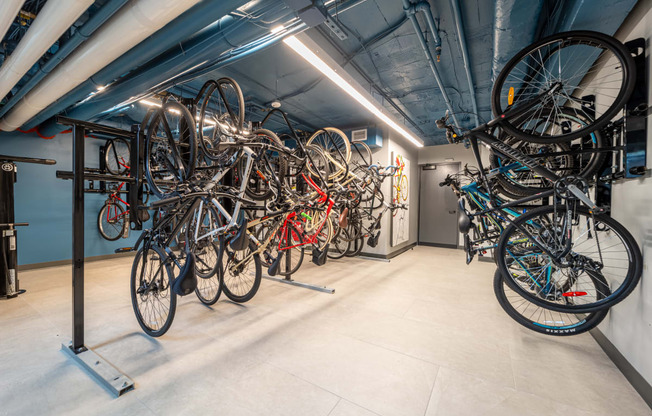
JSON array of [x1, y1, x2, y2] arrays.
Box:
[[194, 241, 222, 305], [131, 245, 177, 337], [98, 202, 125, 241], [306, 127, 351, 180], [145, 101, 197, 198], [496, 204, 642, 313], [220, 239, 262, 303], [104, 138, 130, 175], [493, 268, 609, 336], [492, 31, 635, 143]]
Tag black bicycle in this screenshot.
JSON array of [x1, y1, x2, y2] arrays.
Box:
[[437, 31, 642, 314]]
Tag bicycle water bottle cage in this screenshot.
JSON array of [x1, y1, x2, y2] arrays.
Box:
[[267, 255, 281, 277], [457, 200, 473, 234], [172, 252, 197, 296], [312, 245, 329, 266], [229, 212, 249, 251]]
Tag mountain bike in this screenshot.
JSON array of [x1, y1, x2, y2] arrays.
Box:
[[437, 31, 641, 313]]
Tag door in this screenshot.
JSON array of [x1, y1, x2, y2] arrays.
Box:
[[418, 163, 460, 247]]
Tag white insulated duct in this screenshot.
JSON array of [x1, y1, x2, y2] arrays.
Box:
[[0, 0, 25, 44], [0, 0, 202, 131], [0, 0, 94, 103]]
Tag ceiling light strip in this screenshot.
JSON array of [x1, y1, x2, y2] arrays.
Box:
[[283, 35, 423, 148]]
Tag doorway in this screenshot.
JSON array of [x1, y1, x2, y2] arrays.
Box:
[[418, 163, 460, 248]]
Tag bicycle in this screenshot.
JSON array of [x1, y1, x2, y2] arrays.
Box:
[[436, 30, 641, 313]]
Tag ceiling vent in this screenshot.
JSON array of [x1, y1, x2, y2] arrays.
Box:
[[351, 129, 367, 142]]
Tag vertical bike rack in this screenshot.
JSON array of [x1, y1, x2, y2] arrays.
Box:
[[55, 116, 136, 397]]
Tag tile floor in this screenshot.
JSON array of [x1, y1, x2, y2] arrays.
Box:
[[0, 246, 650, 416]]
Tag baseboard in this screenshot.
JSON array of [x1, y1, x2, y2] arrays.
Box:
[[590, 328, 652, 410], [17, 251, 136, 271], [360, 242, 417, 260], [418, 242, 457, 249]]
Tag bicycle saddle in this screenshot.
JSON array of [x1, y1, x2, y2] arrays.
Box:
[[172, 252, 197, 296]]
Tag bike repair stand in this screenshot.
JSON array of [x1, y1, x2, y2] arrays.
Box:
[[1, 154, 56, 298], [56, 117, 134, 397], [263, 249, 335, 294]]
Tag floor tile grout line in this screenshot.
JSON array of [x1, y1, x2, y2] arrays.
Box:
[[422, 365, 441, 416], [265, 360, 383, 416], [326, 397, 342, 416]]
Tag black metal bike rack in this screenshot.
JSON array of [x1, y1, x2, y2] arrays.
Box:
[[55, 116, 135, 397]]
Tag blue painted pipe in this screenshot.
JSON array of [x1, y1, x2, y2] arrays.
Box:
[[37, 3, 296, 136], [402, 0, 460, 128], [448, 0, 479, 127], [22, 0, 257, 131], [0, 0, 129, 119]]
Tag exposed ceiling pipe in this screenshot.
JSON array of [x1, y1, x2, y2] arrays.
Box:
[[0, 0, 208, 132], [34, 0, 369, 136], [402, 0, 460, 128], [0, 0, 95, 103], [20, 0, 258, 132], [0, 1, 25, 42], [35, 3, 296, 136], [448, 0, 479, 127], [0, 0, 129, 119]]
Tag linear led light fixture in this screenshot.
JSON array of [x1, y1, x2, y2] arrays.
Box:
[[283, 35, 424, 148]]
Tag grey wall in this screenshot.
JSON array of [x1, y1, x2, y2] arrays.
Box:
[[599, 1, 652, 388]]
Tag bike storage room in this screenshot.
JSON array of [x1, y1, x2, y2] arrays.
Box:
[[1, 0, 651, 414]]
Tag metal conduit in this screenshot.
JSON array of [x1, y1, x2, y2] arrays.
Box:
[[402, 0, 460, 128], [448, 0, 480, 127]]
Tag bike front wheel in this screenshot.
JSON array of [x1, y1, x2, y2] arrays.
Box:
[[496, 204, 642, 313], [493, 268, 609, 336], [220, 239, 262, 303], [131, 246, 177, 337]]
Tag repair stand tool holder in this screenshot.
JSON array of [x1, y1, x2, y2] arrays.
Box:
[[55, 116, 134, 397], [263, 248, 335, 294], [0, 154, 56, 298]]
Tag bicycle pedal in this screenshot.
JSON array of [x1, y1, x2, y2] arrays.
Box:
[[115, 247, 133, 253]]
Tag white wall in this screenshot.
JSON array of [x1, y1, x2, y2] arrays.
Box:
[[359, 126, 419, 257], [599, 1, 652, 387]]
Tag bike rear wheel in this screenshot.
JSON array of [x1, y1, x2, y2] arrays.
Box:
[[220, 239, 262, 303], [496, 204, 642, 313], [98, 202, 125, 241], [493, 268, 609, 336]]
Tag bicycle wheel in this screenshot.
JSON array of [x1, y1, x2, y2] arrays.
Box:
[[271, 222, 305, 276], [197, 77, 245, 159], [492, 31, 635, 143], [220, 239, 262, 303], [350, 141, 372, 167], [328, 227, 350, 259], [306, 127, 351, 180], [145, 101, 197, 198], [242, 129, 287, 201], [105, 138, 130, 175], [131, 245, 177, 337], [194, 241, 222, 305], [97, 202, 125, 241], [496, 204, 642, 313], [493, 268, 609, 336]]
